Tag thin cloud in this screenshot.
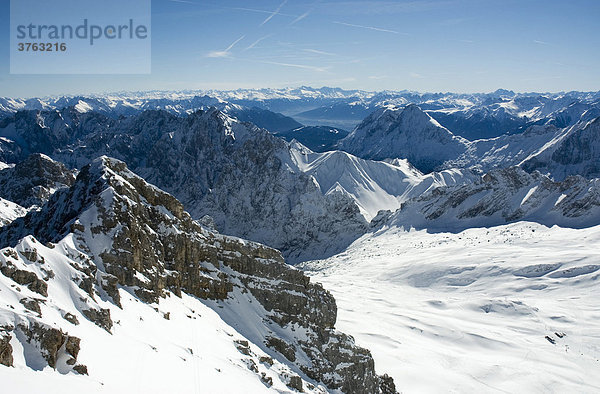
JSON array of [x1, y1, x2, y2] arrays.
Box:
[[245, 35, 272, 50], [231, 6, 297, 18], [260, 0, 288, 26], [291, 9, 312, 24], [410, 72, 424, 79], [333, 21, 406, 35], [169, 0, 196, 4], [533, 40, 549, 45], [225, 35, 245, 51], [368, 75, 388, 80], [206, 35, 245, 58], [303, 48, 336, 56], [319, 1, 456, 15]]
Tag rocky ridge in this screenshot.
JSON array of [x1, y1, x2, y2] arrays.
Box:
[[0, 156, 395, 393]]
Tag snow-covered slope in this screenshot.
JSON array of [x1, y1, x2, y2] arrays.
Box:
[[290, 142, 472, 220], [383, 166, 600, 231], [0, 198, 26, 227], [0, 236, 328, 393], [0, 156, 395, 393], [447, 124, 564, 173], [300, 222, 600, 393], [338, 105, 469, 173], [521, 117, 600, 180]]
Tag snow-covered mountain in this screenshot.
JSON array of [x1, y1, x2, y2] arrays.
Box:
[[2, 103, 598, 262], [3, 88, 599, 142], [446, 123, 565, 173], [1, 86, 599, 392], [0, 95, 304, 138], [289, 141, 472, 220], [380, 166, 600, 231], [0, 153, 76, 208], [521, 117, 600, 180], [0, 108, 368, 263], [338, 105, 469, 173], [0, 156, 395, 393]]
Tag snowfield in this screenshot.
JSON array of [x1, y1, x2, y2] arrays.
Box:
[[300, 222, 600, 393]]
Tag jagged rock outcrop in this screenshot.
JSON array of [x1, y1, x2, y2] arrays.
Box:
[[0, 156, 395, 393], [17, 321, 85, 372], [522, 117, 600, 180], [0, 328, 13, 367], [0, 153, 76, 208], [384, 166, 600, 231]]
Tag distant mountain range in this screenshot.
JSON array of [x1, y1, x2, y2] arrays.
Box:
[[1, 87, 599, 393], [3, 87, 599, 141]]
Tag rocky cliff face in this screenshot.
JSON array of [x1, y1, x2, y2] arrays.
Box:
[[0, 156, 395, 393], [0, 153, 76, 208]]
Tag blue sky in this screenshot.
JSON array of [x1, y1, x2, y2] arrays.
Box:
[[1, 0, 599, 97]]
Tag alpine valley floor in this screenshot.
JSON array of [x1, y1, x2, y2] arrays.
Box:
[[300, 222, 600, 393]]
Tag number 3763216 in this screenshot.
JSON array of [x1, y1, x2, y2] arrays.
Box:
[[17, 42, 67, 52]]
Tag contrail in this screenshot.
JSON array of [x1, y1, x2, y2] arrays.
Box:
[[260, 0, 288, 26], [333, 21, 405, 35]]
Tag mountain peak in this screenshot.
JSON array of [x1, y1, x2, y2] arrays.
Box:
[[338, 104, 468, 173]]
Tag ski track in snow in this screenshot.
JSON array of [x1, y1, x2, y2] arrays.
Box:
[[301, 222, 600, 393]]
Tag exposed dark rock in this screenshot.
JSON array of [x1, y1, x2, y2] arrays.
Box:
[[63, 312, 79, 325], [17, 322, 83, 370], [266, 336, 296, 362], [234, 339, 251, 356], [0, 153, 76, 208], [260, 372, 273, 387], [0, 329, 13, 367], [379, 374, 397, 394], [259, 355, 273, 366], [286, 374, 304, 392], [73, 364, 88, 375], [0, 259, 48, 297], [19, 297, 42, 315], [82, 308, 113, 333]]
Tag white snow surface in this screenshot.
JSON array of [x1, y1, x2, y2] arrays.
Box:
[[289, 141, 473, 220], [0, 197, 27, 226], [301, 222, 600, 393]]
